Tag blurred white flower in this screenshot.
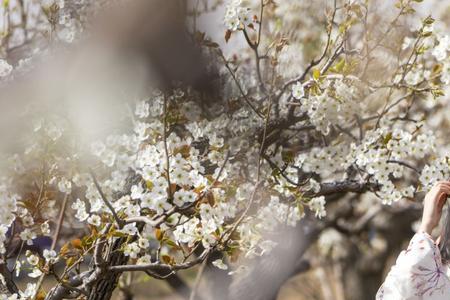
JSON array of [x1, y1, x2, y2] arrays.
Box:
[[0, 59, 12, 77], [212, 259, 228, 270], [292, 82, 305, 99], [310, 196, 326, 219], [87, 215, 101, 227]]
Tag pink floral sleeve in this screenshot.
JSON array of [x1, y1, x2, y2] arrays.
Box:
[[376, 232, 450, 300]]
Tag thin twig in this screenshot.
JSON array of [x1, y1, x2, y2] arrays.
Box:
[[33, 193, 70, 300], [387, 159, 420, 174], [275, 0, 338, 100], [89, 169, 124, 228], [163, 94, 172, 199], [219, 51, 264, 119]]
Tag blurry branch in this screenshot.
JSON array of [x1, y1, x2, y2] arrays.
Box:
[[308, 179, 379, 197], [333, 205, 382, 234], [360, 1, 408, 78], [262, 153, 306, 187], [387, 159, 420, 174], [165, 273, 193, 300], [275, 0, 338, 101], [163, 94, 173, 199], [33, 193, 70, 300], [217, 181, 260, 247], [218, 50, 264, 118], [221, 60, 277, 245], [335, 124, 358, 141], [108, 249, 210, 273], [17, 0, 29, 41], [0, 262, 19, 296], [375, 23, 425, 128], [242, 0, 266, 93], [51, 194, 69, 250]]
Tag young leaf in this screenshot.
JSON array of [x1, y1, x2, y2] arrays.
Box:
[[225, 30, 232, 43], [313, 68, 321, 80], [155, 228, 164, 241], [71, 239, 83, 250], [161, 254, 173, 265]]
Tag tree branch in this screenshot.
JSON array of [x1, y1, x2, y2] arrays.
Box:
[[89, 169, 124, 228]]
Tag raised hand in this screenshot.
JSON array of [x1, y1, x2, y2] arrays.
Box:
[[419, 181, 450, 235]]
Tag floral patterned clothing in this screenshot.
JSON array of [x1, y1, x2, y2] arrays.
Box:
[[377, 232, 450, 299]]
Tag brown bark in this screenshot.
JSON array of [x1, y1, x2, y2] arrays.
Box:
[[87, 236, 129, 300], [0, 263, 19, 296]]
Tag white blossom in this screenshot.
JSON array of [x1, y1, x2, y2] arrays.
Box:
[[0, 60, 12, 77], [87, 214, 102, 227], [291, 82, 305, 99], [309, 196, 326, 219], [212, 259, 228, 270], [58, 177, 72, 194]]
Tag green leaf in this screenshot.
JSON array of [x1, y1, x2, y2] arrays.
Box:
[[66, 257, 77, 268], [313, 68, 321, 80], [297, 202, 305, 218], [282, 150, 294, 163], [416, 46, 427, 55], [145, 180, 153, 190], [275, 18, 283, 32], [165, 239, 182, 250], [431, 89, 445, 99], [423, 16, 435, 25], [383, 132, 392, 145], [330, 58, 346, 73]]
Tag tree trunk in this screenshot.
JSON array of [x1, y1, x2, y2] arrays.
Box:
[[87, 237, 129, 300], [228, 217, 320, 300], [87, 173, 142, 300], [200, 250, 231, 300], [0, 263, 18, 296], [117, 289, 134, 300]]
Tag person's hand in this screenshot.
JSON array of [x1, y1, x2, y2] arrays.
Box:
[[419, 181, 450, 235]]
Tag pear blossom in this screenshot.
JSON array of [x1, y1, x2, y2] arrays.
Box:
[[26, 251, 39, 266], [309, 196, 326, 219], [20, 229, 37, 245], [43, 249, 58, 263], [58, 177, 72, 194], [123, 242, 140, 259], [292, 82, 305, 99], [87, 215, 102, 227]]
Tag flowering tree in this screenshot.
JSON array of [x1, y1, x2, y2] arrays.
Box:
[[0, 0, 449, 299]]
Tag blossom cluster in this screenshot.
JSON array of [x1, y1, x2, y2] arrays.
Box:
[[0, 0, 449, 298], [224, 0, 249, 31], [294, 79, 361, 135]]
